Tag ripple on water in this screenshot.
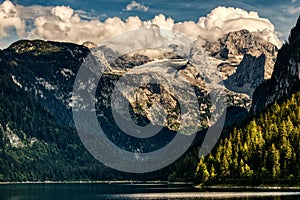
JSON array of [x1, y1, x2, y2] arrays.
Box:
[[99, 191, 300, 200]]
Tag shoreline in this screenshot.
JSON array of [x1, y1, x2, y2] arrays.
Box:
[[198, 185, 300, 190], [0, 181, 299, 190], [0, 180, 193, 185]]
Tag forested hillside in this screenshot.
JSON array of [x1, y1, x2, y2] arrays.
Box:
[[186, 16, 300, 185], [0, 54, 115, 181], [195, 91, 300, 185]]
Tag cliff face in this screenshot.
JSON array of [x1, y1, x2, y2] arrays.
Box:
[[203, 30, 278, 97], [224, 53, 266, 96], [204, 29, 278, 80], [93, 47, 251, 133], [251, 16, 300, 113]]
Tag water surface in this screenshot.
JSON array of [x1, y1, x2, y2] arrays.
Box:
[[1, 183, 300, 200]]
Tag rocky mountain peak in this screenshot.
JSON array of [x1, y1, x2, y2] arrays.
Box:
[[206, 29, 278, 58], [225, 53, 266, 96], [203, 29, 279, 97], [204, 29, 278, 80]]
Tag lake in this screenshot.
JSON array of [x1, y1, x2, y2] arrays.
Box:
[[0, 183, 300, 200]]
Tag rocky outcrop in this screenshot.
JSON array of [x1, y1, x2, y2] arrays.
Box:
[[204, 29, 278, 95], [82, 41, 97, 49], [225, 53, 266, 96], [97, 53, 251, 132]]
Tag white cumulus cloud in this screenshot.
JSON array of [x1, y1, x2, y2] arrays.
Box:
[[0, 0, 25, 37], [193, 7, 281, 46], [125, 1, 149, 12], [147, 14, 174, 30], [31, 7, 145, 44], [0, 1, 282, 48]]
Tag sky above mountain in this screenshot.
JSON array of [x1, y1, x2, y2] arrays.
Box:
[[1, 0, 300, 48]]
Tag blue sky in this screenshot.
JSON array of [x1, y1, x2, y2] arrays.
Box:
[[1, 0, 300, 48]]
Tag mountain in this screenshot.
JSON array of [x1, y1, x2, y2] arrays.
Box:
[[0, 28, 280, 181], [171, 18, 300, 184], [3, 40, 90, 126], [0, 40, 179, 181], [251, 17, 300, 113], [0, 40, 129, 181], [204, 29, 278, 96]]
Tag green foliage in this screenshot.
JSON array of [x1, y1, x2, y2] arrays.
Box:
[[195, 156, 210, 182], [0, 75, 113, 181], [194, 91, 300, 184]]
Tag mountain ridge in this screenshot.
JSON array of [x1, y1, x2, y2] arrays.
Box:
[[251, 16, 300, 113], [204, 29, 277, 96], [0, 27, 288, 181]]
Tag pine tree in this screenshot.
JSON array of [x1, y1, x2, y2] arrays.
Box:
[[210, 164, 217, 180], [195, 157, 210, 182], [270, 144, 280, 179], [244, 164, 253, 178]]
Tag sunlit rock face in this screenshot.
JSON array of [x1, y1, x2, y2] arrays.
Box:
[[3, 27, 279, 133], [224, 53, 266, 97], [204, 29, 278, 96], [93, 46, 250, 132]]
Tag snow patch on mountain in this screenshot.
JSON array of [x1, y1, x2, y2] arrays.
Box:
[[60, 68, 75, 78], [11, 74, 22, 88], [36, 77, 55, 90]]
